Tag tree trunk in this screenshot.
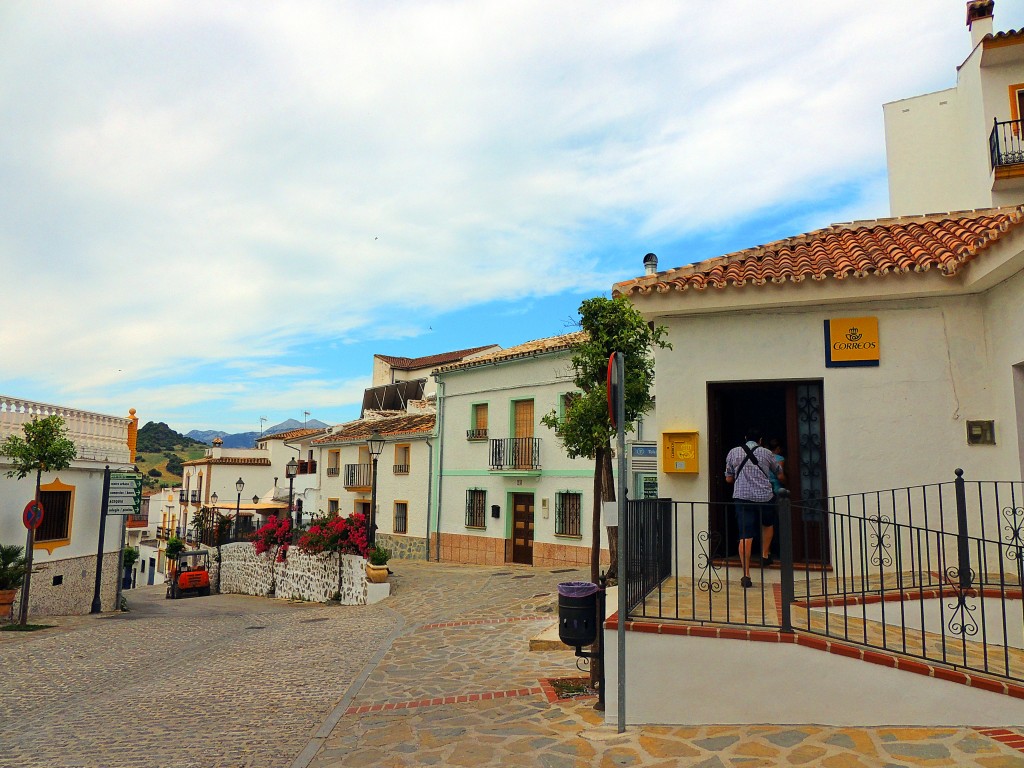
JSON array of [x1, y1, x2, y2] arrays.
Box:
[[602, 446, 618, 582], [18, 470, 41, 625]]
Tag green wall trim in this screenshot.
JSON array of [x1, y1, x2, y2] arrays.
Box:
[[442, 469, 595, 477]]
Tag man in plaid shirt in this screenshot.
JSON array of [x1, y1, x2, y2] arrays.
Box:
[[725, 427, 783, 588]]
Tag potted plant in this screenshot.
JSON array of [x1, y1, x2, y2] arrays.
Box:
[[122, 546, 140, 589], [0, 544, 28, 621], [366, 544, 390, 583]]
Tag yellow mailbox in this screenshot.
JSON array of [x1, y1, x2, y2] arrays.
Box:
[[663, 431, 699, 474]]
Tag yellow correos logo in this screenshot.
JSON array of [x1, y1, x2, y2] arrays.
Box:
[[826, 317, 879, 367]]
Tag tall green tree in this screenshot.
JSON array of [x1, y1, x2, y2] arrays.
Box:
[[541, 296, 669, 582], [0, 415, 77, 624]]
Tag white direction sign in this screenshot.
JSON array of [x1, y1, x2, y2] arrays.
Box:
[[108, 472, 143, 516]]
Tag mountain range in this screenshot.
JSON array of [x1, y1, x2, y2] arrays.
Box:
[[186, 418, 329, 449]]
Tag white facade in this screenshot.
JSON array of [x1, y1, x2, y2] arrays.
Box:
[[0, 396, 132, 616], [884, 6, 1024, 215], [434, 337, 608, 569]]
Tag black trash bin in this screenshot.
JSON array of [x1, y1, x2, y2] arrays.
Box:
[[557, 581, 599, 647]]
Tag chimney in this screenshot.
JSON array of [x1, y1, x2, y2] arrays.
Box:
[[643, 252, 659, 275], [967, 0, 994, 48]]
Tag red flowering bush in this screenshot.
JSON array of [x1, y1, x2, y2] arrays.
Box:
[[297, 512, 369, 558], [251, 515, 291, 562]]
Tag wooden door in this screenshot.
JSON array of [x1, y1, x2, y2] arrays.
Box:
[[512, 493, 534, 565]]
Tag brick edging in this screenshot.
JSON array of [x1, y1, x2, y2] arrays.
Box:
[[976, 727, 1024, 754], [618, 618, 1024, 700], [538, 677, 599, 704], [420, 615, 553, 631], [344, 686, 542, 715]]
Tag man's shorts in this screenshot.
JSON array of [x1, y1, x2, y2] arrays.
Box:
[[735, 501, 776, 538]]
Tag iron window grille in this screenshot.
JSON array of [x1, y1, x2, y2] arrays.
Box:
[[394, 502, 408, 534], [555, 491, 582, 537], [465, 489, 486, 528], [37, 490, 71, 542]]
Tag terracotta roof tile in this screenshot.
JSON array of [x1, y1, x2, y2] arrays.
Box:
[[312, 413, 435, 444], [182, 457, 272, 467], [612, 207, 1024, 297], [375, 345, 498, 370], [435, 331, 587, 373], [256, 427, 326, 442]]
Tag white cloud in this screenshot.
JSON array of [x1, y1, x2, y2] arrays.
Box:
[[0, 0, 1013, 423]]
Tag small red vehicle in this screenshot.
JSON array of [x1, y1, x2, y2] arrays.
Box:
[[166, 550, 212, 599]]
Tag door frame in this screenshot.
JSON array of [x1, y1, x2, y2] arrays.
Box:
[[707, 379, 829, 564], [509, 491, 535, 565]]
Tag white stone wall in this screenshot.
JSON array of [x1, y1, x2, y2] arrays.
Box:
[[214, 543, 370, 605]]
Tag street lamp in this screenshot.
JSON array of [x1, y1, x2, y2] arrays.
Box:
[[286, 458, 298, 534], [234, 477, 244, 540], [210, 492, 218, 546], [366, 431, 386, 546]]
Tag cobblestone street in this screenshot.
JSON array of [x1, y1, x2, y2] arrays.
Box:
[[4, 560, 1024, 767]]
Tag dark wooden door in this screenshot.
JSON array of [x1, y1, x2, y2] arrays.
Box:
[[512, 493, 534, 565]]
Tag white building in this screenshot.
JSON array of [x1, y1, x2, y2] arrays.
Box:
[[884, 1, 1024, 215], [432, 332, 610, 569], [0, 396, 135, 616], [313, 412, 435, 559]]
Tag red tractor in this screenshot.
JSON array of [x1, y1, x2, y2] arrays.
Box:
[[166, 549, 212, 599]]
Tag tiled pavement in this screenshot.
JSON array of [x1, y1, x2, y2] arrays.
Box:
[[4, 560, 1024, 766]]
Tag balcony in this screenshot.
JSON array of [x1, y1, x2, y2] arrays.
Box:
[[178, 491, 187, 504], [989, 118, 1024, 188], [393, 464, 409, 475], [344, 463, 372, 490], [488, 437, 541, 473], [297, 459, 317, 475], [126, 514, 149, 529], [466, 428, 488, 441], [189, 491, 200, 505], [326, 466, 340, 477]]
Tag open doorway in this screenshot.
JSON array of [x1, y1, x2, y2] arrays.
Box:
[[708, 380, 828, 564]]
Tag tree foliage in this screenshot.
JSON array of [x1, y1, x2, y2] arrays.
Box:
[[541, 296, 669, 457], [0, 415, 78, 480]]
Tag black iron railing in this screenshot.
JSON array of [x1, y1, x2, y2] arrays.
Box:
[[990, 118, 1024, 168], [624, 471, 1024, 683], [623, 498, 673, 613], [393, 464, 409, 475], [179, 491, 187, 504], [190, 491, 200, 504], [467, 428, 488, 440], [555, 492, 582, 537], [326, 466, 340, 477], [488, 437, 541, 471], [344, 463, 371, 488]]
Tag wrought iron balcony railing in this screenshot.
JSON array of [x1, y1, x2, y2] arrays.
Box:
[[488, 437, 541, 471], [343, 463, 372, 488], [178, 491, 187, 504], [990, 118, 1024, 168], [467, 428, 488, 440], [326, 466, 340, 477], [393, 464, 409, 475]]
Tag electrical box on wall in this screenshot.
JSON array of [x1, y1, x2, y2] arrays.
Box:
[[541, 498, 549, 518], [663, 431, 699, 474]]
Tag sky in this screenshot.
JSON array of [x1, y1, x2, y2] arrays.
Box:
[[1, 0, 1020, 433]]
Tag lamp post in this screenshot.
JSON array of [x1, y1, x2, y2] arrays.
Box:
[[286, 458, 298, 536], [366, 431, 386, 547], [234, 477, 244, 540], [210, 492, 218, 546]]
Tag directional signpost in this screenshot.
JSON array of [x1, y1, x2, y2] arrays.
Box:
[[92, 467, 143, 614], [107, 472, 143, 517]]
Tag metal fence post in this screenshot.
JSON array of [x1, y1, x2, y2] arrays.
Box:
[[954, 468, 972, 592], [777, 488, 794, 634]]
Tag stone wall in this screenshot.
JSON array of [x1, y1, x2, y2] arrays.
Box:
[[6, 551, 120, 619], [376, 533, 426, 560], [438, 532, 608, 569], [213, 543, 370, 605]]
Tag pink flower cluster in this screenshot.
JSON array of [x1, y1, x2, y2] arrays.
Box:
[[251, 515, 292, 562], [297, 512, 370, 558]]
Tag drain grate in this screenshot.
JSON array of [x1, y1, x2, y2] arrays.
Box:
[[245, 626, 266, 630], [301, 617, 328, 624]]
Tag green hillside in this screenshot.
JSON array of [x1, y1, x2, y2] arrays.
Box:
[[135, 422, 206, 489]]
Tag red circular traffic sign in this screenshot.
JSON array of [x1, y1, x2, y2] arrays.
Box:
[[23, 500, 44, 530]]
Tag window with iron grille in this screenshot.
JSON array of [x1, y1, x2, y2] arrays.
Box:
[[394, 501, 408, 534], [465, 489, 486, 528], [328, 498, 339, 516], [555, 491, 582, 537], [468, 403, 488, 440], [37, 489, 72, 542]]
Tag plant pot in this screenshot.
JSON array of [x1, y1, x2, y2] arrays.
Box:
[[366, 563, 389, 583], [0, 588, 17, 621]]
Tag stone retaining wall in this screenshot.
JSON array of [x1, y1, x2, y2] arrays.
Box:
[[213, 543, 370, 605], [6, 551, 120, 619]]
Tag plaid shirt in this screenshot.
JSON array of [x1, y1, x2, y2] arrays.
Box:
[[725, 442, 779, 502]]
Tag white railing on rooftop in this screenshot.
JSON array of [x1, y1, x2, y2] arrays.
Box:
[[0, 395, 132, 465]]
